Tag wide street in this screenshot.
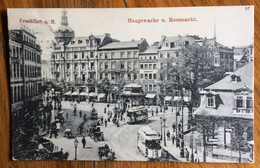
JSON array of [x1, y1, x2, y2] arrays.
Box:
[[45, 101, 189, 161]]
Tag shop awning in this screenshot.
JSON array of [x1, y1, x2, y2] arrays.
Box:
[[64, 91, 72, 96], [71, 91, 79, 96], [145, 93, 156, 99], [164, 96, 172, 101], [89, 92, 97, 97], [79, 92, 88, 96], [98, 93, 106, 98]]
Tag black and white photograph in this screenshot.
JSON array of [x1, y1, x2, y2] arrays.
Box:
[[8, 6, 254, 162]]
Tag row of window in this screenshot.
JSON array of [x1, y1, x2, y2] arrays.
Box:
[[144, 84, 158, 92], [206, 96, 253, 109], [24, 48, 40, 63], [100, 51, 138, 59], [162, 41, 189, 48], [11, 82, 41, 104], [100, 73, 138, 81], [140, 73, 157, 80], [11, 63, 22, 78], [23, 33, 36, 46], [140, 63, 157, 69], [140, 55, 157, 60], [24, 65, 41, 78], [100, 61, 138, 70]]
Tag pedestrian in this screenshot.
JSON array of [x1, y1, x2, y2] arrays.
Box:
[[107, 104, 109, 108], [81, 136, 86, 148], [166, 130, 171, 141], [66, 112, 69, 119], [104, 119, 107, 127], [104, 107, 106, 113], [194, 150, 199, 162], [79, 124, 83, 134], [171, 133, 175, 145], [73, 107, 77, 116], [100, 116, 104, 124], [157, 132, 161, 138], [83, 113, 87, 121], [178, 123, 181, 132], [185, 148, 189, 161], [79, 110, 82, 118]]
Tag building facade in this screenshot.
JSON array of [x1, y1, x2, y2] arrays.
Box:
[[41, 60, 53, 81], [194, 63, 253, 162], [9, 28, 42, 118]]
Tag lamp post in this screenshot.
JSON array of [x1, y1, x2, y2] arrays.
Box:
[[74, 138, 78, 160], [180, 97, 185, 158], [160, 117, 163, 141]]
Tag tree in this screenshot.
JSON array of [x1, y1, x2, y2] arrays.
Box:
[[194, 110, 219, 162], [231, 119, 248, 163], [165, 43, 225, 127]]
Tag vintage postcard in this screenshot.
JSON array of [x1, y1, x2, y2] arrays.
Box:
[[8, 6, 254, 162]]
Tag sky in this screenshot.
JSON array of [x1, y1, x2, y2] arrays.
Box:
[[8, 6, 254, 59]]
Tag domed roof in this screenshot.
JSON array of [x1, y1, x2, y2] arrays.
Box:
[[56, 24, 74, 33]]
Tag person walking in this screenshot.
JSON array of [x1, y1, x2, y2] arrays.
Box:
[[171, 133, 175, 145], [82, 136, 86, 148], [100, 116, 104, 124], [104, 107, 106, 113], [104, 119, 107, 127], [166, 130, 171, 141], [79, 110, 82, 118], [185, 148, 190, 161]]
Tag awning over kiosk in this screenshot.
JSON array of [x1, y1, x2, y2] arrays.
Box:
[[164, 96, 172, 101], [145, 93, 156, 99]]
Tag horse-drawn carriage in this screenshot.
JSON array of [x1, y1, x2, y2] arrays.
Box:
[[87, 125, 104, 141], [98, 144, 116, 161]]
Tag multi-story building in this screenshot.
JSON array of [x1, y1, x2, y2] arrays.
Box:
[[98, 39, 149, 101], [139, 46, 160, 105], [233, 44, 254, 70], [41, 60, 53, 81], [51, 10, 113, 94], [9, 28, 42, 118]]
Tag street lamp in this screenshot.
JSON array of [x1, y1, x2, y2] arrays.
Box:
[[180, 97, 185, 158], [160, 117, 163, 141], [74, 138, 78, 160]]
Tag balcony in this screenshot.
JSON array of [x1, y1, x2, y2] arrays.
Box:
[[139, 59, 158, 63], [232, 108, 253, 115]]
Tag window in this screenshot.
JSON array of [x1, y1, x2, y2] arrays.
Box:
[[170, 42, 175, 48], [207, 97, 215, 107], [74, 53, 77, 59], [149, 64, 152, 69], [121, 63, 124, 69], [236, 96, 243, 108], [167, 53, 170, 58], [134, 74, 137, 80], [105, 53, 108, 59], [128, 74, 131, 80], [82, 52, 85, 58], [160, 53, 163, 58], [111, 73, 115, 80], [145, 74, 148, 79], [246, 97, 253, 109], [100, 73, 103, 80], [67, 63, 70, 69], [105, 63, 108, 69], [82, 63, 85, 70], [74, 63, 78, 70], [153, 64, 157, 69], [166, 43, 169, 47], [149, 74, 152, 79], [82, 74, 85, 81], [149, 85, 153, 91], [90, 52, 94, 58], [140, 64, 143, 69], [153, 74, 157, 79], [154, 85, 157, 91], [140, 74, 144, 79], [145, 64, 148, 69]]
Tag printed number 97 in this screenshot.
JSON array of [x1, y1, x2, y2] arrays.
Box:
[[245, 7, 250, 10]]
